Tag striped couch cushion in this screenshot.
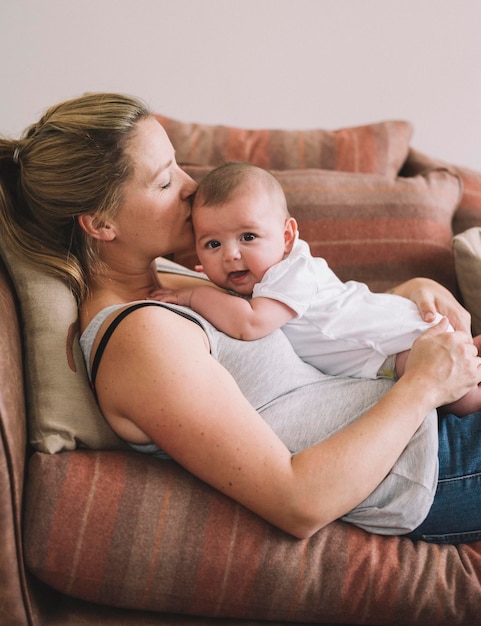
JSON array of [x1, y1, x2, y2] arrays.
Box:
[[24, 450, 481, 624], [401, 147, 481, 235], [156, 115, 413, 178], [174, 166, 461, 294]]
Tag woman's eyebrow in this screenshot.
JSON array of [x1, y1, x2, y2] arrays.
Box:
[[149, 159, 173, 182]]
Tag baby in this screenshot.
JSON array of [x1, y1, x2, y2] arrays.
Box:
[[152, 162, 481, 416]]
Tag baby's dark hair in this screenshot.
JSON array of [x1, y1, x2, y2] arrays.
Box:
[[194, 162, 289, 215]]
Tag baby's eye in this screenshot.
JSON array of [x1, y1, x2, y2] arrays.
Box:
[[241, 233, 256, 242], [206, 240, 221, 249]]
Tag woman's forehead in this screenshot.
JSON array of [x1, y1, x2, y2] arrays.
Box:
[[127, 118, 174, 175]]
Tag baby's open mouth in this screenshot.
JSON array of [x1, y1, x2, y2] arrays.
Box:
[[229, 270, 249, 282]]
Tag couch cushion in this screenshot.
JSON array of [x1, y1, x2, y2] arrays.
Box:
[[24, 450, 481, 624], [156, 115, 413, 178], [401, 147, 481, 235], [453, 227, 481, 335], [175, 166, 462, 294]]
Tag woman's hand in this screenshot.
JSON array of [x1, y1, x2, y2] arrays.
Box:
[[391, 277, 471, 334], [403, 317, 481, 408]]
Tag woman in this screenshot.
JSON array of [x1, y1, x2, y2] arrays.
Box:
[[0, 92, 480, 542]]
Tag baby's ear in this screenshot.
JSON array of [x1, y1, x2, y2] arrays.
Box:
[[284, 217, 298, 253]]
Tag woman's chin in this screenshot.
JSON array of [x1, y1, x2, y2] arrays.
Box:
[[172, 231, 195, 255]]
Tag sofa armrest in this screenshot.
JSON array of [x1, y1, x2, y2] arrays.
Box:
[[0, 254, 34, 624]]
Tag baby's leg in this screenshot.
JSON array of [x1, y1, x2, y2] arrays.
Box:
[[438, 334, 481, 417], [394, 349, 410, 378], [395, 335, 481, 417], [440, 385, 481, 417]]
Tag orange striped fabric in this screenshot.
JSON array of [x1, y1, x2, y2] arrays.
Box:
[[401, 147, 481, 235], [24, 450, 481, 624], [175, 166, 461, 294], [155, 115, 413, 179]]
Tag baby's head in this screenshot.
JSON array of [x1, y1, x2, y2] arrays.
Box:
[[192, 162, 297, 295], [193, 162, 288, 215]]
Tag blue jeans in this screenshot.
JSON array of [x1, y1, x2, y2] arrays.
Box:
[[407, 411, 481, 544]]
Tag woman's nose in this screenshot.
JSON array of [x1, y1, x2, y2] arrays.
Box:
[[181, 170, 198, 200]]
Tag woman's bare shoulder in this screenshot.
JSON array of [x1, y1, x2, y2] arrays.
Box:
[[92, 303, 210, 443], [94, 301, 210, 364]]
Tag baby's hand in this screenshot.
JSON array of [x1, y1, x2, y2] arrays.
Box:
[[150, 260, 163, 288], [149, 287, 193, 307]]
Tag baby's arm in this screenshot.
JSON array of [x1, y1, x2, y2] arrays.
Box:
[[150, 285, 295, 340], [392, 277, 471, 333]]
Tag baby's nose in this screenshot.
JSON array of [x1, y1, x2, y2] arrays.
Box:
[[223, 244, 241, 261]]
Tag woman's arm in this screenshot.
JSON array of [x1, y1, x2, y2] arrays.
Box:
[[391, 277, 471, 334], [150, 284, 295, 339], [95, 308, 481, 539]]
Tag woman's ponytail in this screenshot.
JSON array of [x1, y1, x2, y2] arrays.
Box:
[[0, 93, 151, 302]]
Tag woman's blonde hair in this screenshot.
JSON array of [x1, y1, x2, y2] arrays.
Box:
[[0, 92, 151, 302]]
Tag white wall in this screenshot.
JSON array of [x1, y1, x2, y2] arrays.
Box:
[[2, 0, 481, 169]]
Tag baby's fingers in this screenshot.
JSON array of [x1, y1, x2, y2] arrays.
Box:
[[148, 287, 193, 307], [148, 288, 177, 302]]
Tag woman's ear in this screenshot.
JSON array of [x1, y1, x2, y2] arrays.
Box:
[[77, 214, 116, 241], [283, 217, 298, 254]]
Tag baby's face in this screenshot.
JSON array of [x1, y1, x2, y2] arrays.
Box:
[[193, 186, 293, 295]]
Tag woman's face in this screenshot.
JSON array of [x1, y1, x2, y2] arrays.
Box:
[[114, 116, 197, 261]]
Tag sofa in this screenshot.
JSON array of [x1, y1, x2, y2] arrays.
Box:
[[3, 115, 481, 626]]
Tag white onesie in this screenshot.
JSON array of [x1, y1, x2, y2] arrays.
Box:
[[253, 237, 447, 379]]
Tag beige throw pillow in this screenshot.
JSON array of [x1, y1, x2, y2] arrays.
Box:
[[0, 233, 127, 453], [453, 227, 481, 335]]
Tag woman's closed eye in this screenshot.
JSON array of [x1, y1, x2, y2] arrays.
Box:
[[153, 174, 172, 191], [159, 179, 171, 190]]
